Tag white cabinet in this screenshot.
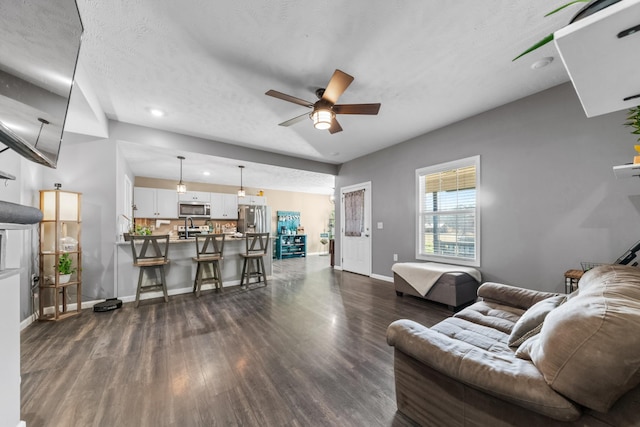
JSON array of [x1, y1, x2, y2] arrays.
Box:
[[554, 0, 640, 117], [210, 192, 238, 219], [237, 195, 267, 206], [178, 191, 210, 202], [134, 187, 178, 218]]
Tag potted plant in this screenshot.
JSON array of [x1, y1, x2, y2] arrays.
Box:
[[56, 253, 76, 284], [513, 0, 623, 61], [625, 106, 640, 142]]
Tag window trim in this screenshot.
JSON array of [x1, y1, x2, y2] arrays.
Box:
[[415, 155, 480, 267]]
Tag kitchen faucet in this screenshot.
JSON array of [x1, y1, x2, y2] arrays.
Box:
[[185, 216, 194, 239]]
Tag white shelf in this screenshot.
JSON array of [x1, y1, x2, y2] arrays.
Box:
[[613, 163, 640, 179], [554, 0, 640, 117]]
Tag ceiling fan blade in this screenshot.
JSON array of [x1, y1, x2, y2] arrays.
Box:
[[328, 118, 343, 134], [265, 90, 314, 108], [278, 112, 309, 127], [322, 69, 354, 105], [333, 103, 381, 115]]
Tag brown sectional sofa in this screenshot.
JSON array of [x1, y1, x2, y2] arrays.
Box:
[[387, 264, 640, 426]]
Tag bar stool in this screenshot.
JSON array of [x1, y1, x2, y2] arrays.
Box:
[[192, 234, 225, 297], [240, 233, 270, 288], [130, 234, 170, 308]]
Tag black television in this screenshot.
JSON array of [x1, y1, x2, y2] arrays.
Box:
[[0, 0, 83, 171]]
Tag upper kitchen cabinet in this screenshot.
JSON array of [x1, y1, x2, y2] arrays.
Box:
[[554, 0, 640, 117], [178, 191, 211, 203], [134, 187, 178, 218], [210, 193, 238, 220], [237, 195, 267, 206]]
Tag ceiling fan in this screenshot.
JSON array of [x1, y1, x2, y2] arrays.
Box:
[[265, 69, 381, 134]]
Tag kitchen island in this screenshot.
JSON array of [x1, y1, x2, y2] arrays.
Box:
[[116, 235, 273, 302]]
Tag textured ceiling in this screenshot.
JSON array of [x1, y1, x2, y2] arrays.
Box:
[[70, 0, 577, 193]]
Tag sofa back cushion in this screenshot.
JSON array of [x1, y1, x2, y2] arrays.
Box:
[[528, 265, 640, 412]]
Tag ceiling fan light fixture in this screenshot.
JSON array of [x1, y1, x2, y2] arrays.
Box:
[[176, 155, 187, 194], [311, 109, 334, 130]]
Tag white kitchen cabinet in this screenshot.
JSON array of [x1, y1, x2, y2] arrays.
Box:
[[134, 187, 178, 218], [178, 191, 210, 202], [210, 192, 238, 219], [554, 0, 640, 117], [237, 195, 267, 206]]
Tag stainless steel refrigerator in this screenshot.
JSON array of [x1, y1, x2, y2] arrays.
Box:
[[237, 205, 271, 234]]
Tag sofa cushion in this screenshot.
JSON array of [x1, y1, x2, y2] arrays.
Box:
[[387, 319, 582, 421], [527, 265, 640, 412], [507, 295, 567, 347], [454, 300, 523, 335]]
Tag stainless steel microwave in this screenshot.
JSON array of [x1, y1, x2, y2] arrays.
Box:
[[178, 202, 210, 218]]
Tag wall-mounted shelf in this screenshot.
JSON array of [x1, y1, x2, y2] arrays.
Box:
[[613, 163, 640, 179], [554, 0, 640, 117]]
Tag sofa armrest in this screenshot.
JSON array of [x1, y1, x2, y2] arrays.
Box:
[[386, 319, 581, 421], [478, 282, 561, 310]]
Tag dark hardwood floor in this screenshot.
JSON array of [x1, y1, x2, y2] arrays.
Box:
[[21, 256, 451, 427]]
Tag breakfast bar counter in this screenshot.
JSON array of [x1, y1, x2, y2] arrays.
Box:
[[115, 236, 273, 301]]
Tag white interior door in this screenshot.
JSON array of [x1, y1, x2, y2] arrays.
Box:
[[341, 182, 371, 276]]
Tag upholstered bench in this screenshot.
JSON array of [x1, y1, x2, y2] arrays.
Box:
[[392, 262, 481, 310]]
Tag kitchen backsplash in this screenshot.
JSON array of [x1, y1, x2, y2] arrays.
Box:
[[133, 218, 237, 239]]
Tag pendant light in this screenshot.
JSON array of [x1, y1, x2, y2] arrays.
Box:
[[237, 165, 245, 197], [176, 156, 186, 194]]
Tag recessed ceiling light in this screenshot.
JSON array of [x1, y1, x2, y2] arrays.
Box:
[[203, 171, 210, 176], [531, 57, 554, 70], [149, 108, 165, 117]]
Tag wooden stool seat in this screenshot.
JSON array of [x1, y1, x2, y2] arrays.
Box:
[[240, 233, 270, 288], [192, 234, 225, 297], [130, 235, 170, 307]]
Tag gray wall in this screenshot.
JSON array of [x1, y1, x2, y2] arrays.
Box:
[[42, 134, 118, 302], [335, 83, 640, 293]]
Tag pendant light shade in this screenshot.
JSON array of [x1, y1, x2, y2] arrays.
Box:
[[177, 156, 186, 194], [237, 165, 245, 197]]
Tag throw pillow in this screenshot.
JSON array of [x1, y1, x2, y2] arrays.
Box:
[[508, 295, 567, 347], [514, 334, 540, 360]]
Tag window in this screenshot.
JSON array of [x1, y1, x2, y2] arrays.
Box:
[[416, 155, 480, 267]]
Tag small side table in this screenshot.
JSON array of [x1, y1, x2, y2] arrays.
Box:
[[564, 269, 584, 293]]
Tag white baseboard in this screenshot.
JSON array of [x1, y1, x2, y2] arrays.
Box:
[[32, 276, 272, 319], [333, 265, 342, 271], [371, 273, 393, 283], [17, 421, 26, 427]]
